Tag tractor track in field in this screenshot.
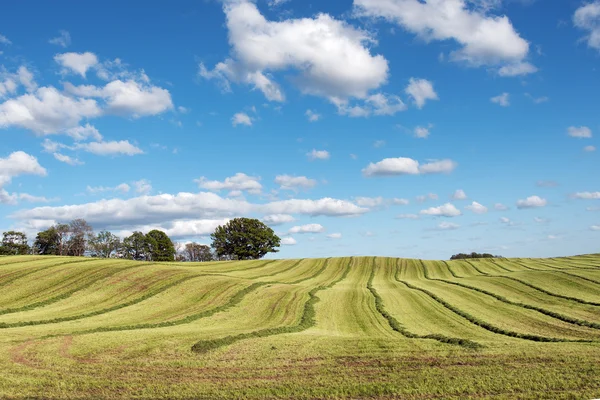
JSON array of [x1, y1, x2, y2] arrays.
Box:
[[0, 258, 103, 289], [190, 258, 352, 354], [420, 261, 600, 330]]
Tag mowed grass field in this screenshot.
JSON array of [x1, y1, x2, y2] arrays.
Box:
[[0, 256, 599, 399]]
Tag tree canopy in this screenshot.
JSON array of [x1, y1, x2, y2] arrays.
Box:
[[145, 230, 176, 261], [0, 231, 29, 255], [450, 252, 500, 260], [211, 218, 280, 260]]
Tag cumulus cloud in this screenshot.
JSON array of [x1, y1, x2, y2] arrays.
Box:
[[232, 112, 252, 127], [465, 201, 488, 214], [0, 34, 11, 45], [0, 151, 47, 204], [354, 0, 533, 73], [337, 93, 407, 117], [66, 124, 103, 141], [54, 52, 98, 77], [393, 198, 409, 205], [76, 140, 143, 156], [584, 145, 596, 152], [289, 223, 325, 234], [414, 125, 431, 138], [10, 192, 368, 233], [200, 0, 389, 105], [262, 214, 296, 226], [281, 237, 297, 245], [362, 157, 457, 176], [498, 62, 537, 77], [420, 203, 461, 217], [196, 173, 262, 195], [591, 225, 600, 231], [53, 153, 83, 166], [567, 126, 592, 138], [307, 149, 330, 161], [494, 203, 509, 211], [491, 92, 510, 107], [327, 233, 342, 239], [516, 195, 547, 209], [275, 175, 317, 191], [437, 222, 459, 230], [133, 179, 152, 195], [405, 78, 438, 108], [574, 1, 600, 51], [49, 30, 71, 48], [452, 189, 467, 200], [354, 196, 385, 208]]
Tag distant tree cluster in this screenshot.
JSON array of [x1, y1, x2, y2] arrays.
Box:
[[2, 217, 281, 263], [450, 252, 502, 260]]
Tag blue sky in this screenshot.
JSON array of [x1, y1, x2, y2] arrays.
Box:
[[0, 0, 599, 259]]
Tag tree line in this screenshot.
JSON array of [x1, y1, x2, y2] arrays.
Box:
[[450, 252, 502, 260], [0, 217, 281, 262]]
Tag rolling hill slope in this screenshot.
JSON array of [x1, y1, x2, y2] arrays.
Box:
[[0, 255, 599, 399]]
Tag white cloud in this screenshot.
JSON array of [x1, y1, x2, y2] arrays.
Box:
[[516, 195, 547, 209], [533, 217, 548, 224], [420, 203, 461, 217], [574, 1, 600, 51], [465, 201, 488, 214], [0, 151, 47, 187], [53, 153, 83, 166], [567, 126, 592, 139], [494, 203, 509, 211], [354, 196, 385, 208], [49, 30, 71, 48], [133, 179, 152, 195], [452, 189, 467, 200], [572, 192, 600, 200], [0, 86, 101, 134], [66, 123, 103, 141], [305, 109, 321, 122], [307, 149, 330, 161], [491, 92, 510, 107], [281, 237, 297, 245], [498, 62, 538, 77], [584, 145, 596, 152], [201, 1, 389, 105], [405, 78, 438, 109], [373, 140, 386, 148], [393, 198, 409, 205], [590, 225, 600, 231], [262, 214, 296, 226], [338, 93, 407, 117], [414, 125, 431, 138], [499, 217, 514, 225], [76, 140, 143, 156], [354, 0, 532, 71], [232, 112, 252, 127], [87, 183, 131, 195], [261, 197, 368, 217], [417, 193, 439, 203], [275, 175, 317, 191], [396, 213, 419, 219], [289, 224, 325, 234], [196, 173, 262, 195], [437, 222, 460, 230], [327, 233, 342, 239], [362, 157, 456, 176], [54, 52, 99, 77]]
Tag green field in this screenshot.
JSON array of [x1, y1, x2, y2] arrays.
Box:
[[0, 255, 599, 399]]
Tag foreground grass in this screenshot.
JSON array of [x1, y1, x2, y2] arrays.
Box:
[[0, 255, 598, 399]]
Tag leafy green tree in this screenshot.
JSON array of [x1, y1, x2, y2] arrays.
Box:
[[211, 218, 280, 260], [89, 231, 121, 258], [122, 232, 149, 260], [145, 230, 175, 262], [0, 231, 29, 255], [33, 227, 60, 255]]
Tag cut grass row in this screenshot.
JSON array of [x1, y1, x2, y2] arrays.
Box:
[[191, 258, 352, 353], [367, 258, 482, 349], [420, 261, 600, 330]]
